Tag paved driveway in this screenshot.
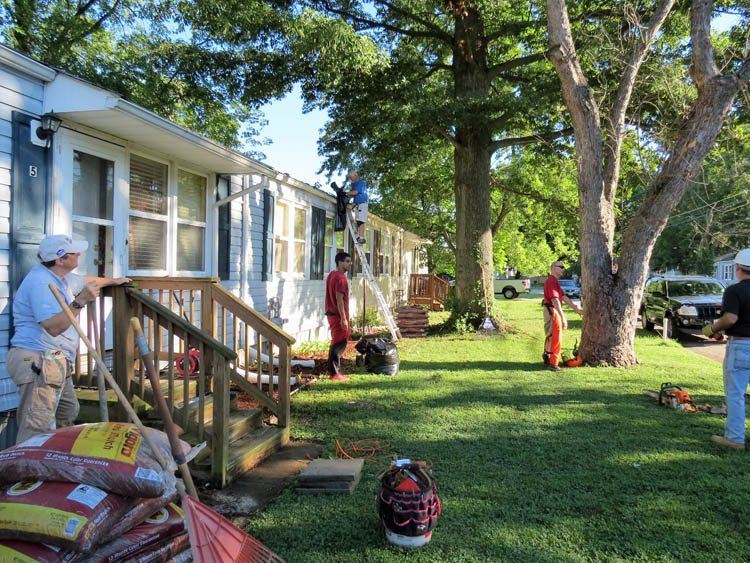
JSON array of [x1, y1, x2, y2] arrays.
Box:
[[680, 333, 726, 363]]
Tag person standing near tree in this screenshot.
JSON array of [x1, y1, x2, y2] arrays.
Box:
[[325, 252, 353, 381], [345, 170, 367, 245], [6, 235, 130, 444], [703, 249, 750, 450], [543, 260, 582, 371]]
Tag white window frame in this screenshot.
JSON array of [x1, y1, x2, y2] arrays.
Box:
[[273, 199, 308, 279], [382, 230, 391, 277], [325, 214, 335, 274], [127, 150, 172, 276], [723, 263, 734, 281], [174, 166, 210, 276]]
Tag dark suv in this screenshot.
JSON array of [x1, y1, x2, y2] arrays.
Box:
[[640, 276, 724, 338]]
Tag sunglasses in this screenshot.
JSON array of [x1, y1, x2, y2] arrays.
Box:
[[554, 264, 565, 269]]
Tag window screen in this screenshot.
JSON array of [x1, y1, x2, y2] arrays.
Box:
[[130, 155, 167, 215]]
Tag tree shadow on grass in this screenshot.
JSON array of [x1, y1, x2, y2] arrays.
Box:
[[275, 387, 750, 561]]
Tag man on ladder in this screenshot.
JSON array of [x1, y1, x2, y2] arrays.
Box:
[[345, 169, 367, 244]]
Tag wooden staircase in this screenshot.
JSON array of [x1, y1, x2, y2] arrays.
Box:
[[73, 279, 296, 488]]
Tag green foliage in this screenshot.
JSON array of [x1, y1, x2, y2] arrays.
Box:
[[352, 306, 385, 330], [652, 122, 750, 274], [253, 298, 744, 562], [292, 340, 330, 355], [0, 0, 295, 151]]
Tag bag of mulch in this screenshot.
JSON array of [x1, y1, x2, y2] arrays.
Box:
[[0, 422, 189, 497], [356, 337, 400, 376], [97, 486, 179, 546], [81, 502, 187, 563], [0, 480, 137, 552], [0, 540, 78, 562], [122, 532, 190, 563]]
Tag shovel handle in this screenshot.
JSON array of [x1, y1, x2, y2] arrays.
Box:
[[130, 317, 199, 500]]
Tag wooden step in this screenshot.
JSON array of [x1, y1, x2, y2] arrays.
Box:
[[191, 425, 289, 485], [75, 389, 152, 423], [181, 407, 264, 463]]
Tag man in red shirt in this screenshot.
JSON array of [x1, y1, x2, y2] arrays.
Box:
[[543, 261, 582, 371], [325, 252, 353, 381]]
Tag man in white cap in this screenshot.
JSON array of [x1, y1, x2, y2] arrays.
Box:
[[6, 235, 130, 444], [703, 248, 750, 450]]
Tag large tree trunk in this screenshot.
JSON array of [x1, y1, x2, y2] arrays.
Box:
[[546, 0, 750, 366], [454, 130, 493, 317], [450, 2, 494, 321]]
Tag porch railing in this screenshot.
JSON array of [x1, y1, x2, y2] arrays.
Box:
[[71, 278, 296, 487], [408, 273, 450, 310]]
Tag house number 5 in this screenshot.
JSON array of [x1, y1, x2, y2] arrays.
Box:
[[28, 166, 38, 178]]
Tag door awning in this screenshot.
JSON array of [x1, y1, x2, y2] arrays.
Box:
[[45, 73, 275, 176]]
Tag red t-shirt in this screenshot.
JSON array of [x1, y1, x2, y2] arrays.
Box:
[[325, 270, 349, 319], [543, 275, 563, 306]]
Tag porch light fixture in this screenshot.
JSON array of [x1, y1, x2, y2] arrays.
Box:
[[36, 112, 62, 141]]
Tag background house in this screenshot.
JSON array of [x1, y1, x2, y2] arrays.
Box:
[[0, 43, 426, 414], [714, 252, 737, 286]]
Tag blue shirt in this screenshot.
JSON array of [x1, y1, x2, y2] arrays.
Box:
[[351, 179, 367, 204], [11, 265, 86, 362]]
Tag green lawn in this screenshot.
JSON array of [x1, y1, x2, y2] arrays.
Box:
[[251, 299, 749, 562]]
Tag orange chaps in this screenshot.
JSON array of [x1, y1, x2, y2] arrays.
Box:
[[543, 306, 562, 367]]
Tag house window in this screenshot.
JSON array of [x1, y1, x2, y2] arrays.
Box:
[[274, 202, 307, 275], [356, 227, 372, 275], [293, 206, 306, 273], [383, 233, 391, 276], [724, 263, 734, 280], [129, 155, 168, 270], [176, 169, 206, 272], [274, 202, 289, 273], [325, 216, 334, 272]]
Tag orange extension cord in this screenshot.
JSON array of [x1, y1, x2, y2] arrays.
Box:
[[335, 438, 396, 466]]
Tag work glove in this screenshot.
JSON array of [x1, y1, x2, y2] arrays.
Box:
[[702, 324, 715, 338]]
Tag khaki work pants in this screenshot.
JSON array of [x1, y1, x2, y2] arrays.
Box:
[[6, 347, 79, 444]]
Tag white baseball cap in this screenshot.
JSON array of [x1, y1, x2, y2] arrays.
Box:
[[38, 235, 88, 262]]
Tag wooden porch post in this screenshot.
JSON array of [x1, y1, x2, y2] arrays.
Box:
[[211, 356, 229, 488], [112, 286, 135, 422], [278, 342, 291, 428]]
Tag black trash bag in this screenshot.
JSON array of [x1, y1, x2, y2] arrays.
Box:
[[331, 182, 349, 232], [356, 337, 400, 376]]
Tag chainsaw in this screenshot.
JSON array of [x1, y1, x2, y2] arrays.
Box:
[[562, 340, 583, 367]]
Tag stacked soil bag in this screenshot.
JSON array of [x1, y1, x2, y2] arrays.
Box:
[[0, 422, 193, 562], [395, 306, 428, 338]]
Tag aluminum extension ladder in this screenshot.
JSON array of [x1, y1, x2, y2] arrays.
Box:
[[345, 213, 400, 342]]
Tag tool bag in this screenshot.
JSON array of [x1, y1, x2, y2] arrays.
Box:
[[355, 337, 400, 376], [377, 462, 440, 538]]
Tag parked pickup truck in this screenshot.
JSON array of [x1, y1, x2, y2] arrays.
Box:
[[494, 276, 531, 299]]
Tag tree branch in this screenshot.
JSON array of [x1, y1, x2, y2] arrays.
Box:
[[317, 0, 453, 45], [489, 127, 573, 153], [602, 0, 675, 208], [488, 51, 548, 81], [491, 177, 578, 216], [491, 201, 511, 237]]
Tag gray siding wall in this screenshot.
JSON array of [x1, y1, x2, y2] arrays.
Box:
[[230, 176, 421, 344], [0, 64, 45, 409]]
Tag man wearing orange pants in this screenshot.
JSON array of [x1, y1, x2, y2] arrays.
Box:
[[543, 261, 582, 371]]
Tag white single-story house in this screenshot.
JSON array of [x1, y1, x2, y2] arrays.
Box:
[[0, 43, 426, 414], [714, 252, 737, 286]]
